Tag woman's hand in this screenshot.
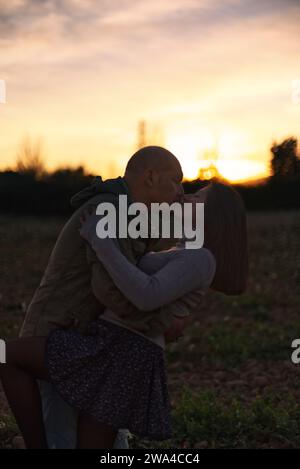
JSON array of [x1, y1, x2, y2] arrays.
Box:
[[79, 206, 98, 243]]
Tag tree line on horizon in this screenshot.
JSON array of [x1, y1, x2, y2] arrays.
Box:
[[0, 136, 299, 215]]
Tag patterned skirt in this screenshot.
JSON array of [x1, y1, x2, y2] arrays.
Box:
[[45, 317, 173, 441]]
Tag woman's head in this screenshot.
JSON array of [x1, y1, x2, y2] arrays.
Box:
[[194, 181, 248, 295]]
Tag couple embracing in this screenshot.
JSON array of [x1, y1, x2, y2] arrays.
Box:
[[0, 146, 248, 448]]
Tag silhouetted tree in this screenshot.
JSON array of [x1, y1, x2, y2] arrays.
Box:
[[198, 146, 223, 181], [15, 136, 46, 180], [198, 163, 221, 181], [44, 165, 90, 188], [270, 137, 300, 180]]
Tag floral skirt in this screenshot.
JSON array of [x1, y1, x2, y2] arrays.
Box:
[[45, 317, 173, 441]]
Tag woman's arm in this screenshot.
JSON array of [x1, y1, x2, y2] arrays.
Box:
[[80, 212, 216, 312], [137, 249, 180, 274]]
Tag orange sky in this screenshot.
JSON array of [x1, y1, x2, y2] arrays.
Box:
[[0, 0, 299, 183]]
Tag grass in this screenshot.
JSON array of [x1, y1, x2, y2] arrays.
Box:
[[131, 387, 300, 449], [0, 415, 19, 449], [166, 318, 300, 366]]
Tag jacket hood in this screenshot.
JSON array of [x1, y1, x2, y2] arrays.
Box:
[[70, 175, 131, 208]]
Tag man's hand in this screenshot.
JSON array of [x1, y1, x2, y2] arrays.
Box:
[[164, 316, 189, 344]]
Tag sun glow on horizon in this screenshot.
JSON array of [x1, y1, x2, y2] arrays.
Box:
[[166, 129, 270, 183]]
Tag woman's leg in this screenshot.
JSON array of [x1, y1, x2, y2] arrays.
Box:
[[77, 413, 118, 449], [0, 337, 49, 449]]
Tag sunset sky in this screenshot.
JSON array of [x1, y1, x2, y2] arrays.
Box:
[[0, 0, 299, 182]]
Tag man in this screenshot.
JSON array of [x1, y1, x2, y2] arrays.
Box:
[[19, 146, 189, 449]]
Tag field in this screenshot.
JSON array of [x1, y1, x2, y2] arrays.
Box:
[[1, 211, 300, 449]]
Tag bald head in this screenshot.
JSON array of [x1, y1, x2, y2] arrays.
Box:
[[124, 146, 182, 177], [123, 146, 184, 205]]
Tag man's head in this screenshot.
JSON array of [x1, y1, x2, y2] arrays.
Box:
[[124, 146, 184, 206]]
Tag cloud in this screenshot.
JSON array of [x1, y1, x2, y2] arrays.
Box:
[[0, 0, 299, 69], [0, 0, 299, 177]]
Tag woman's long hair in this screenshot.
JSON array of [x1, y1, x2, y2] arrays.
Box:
[[201, 181, 248, 295]]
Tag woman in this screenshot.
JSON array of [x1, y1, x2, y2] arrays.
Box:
[[0, 182, 248, 449]]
